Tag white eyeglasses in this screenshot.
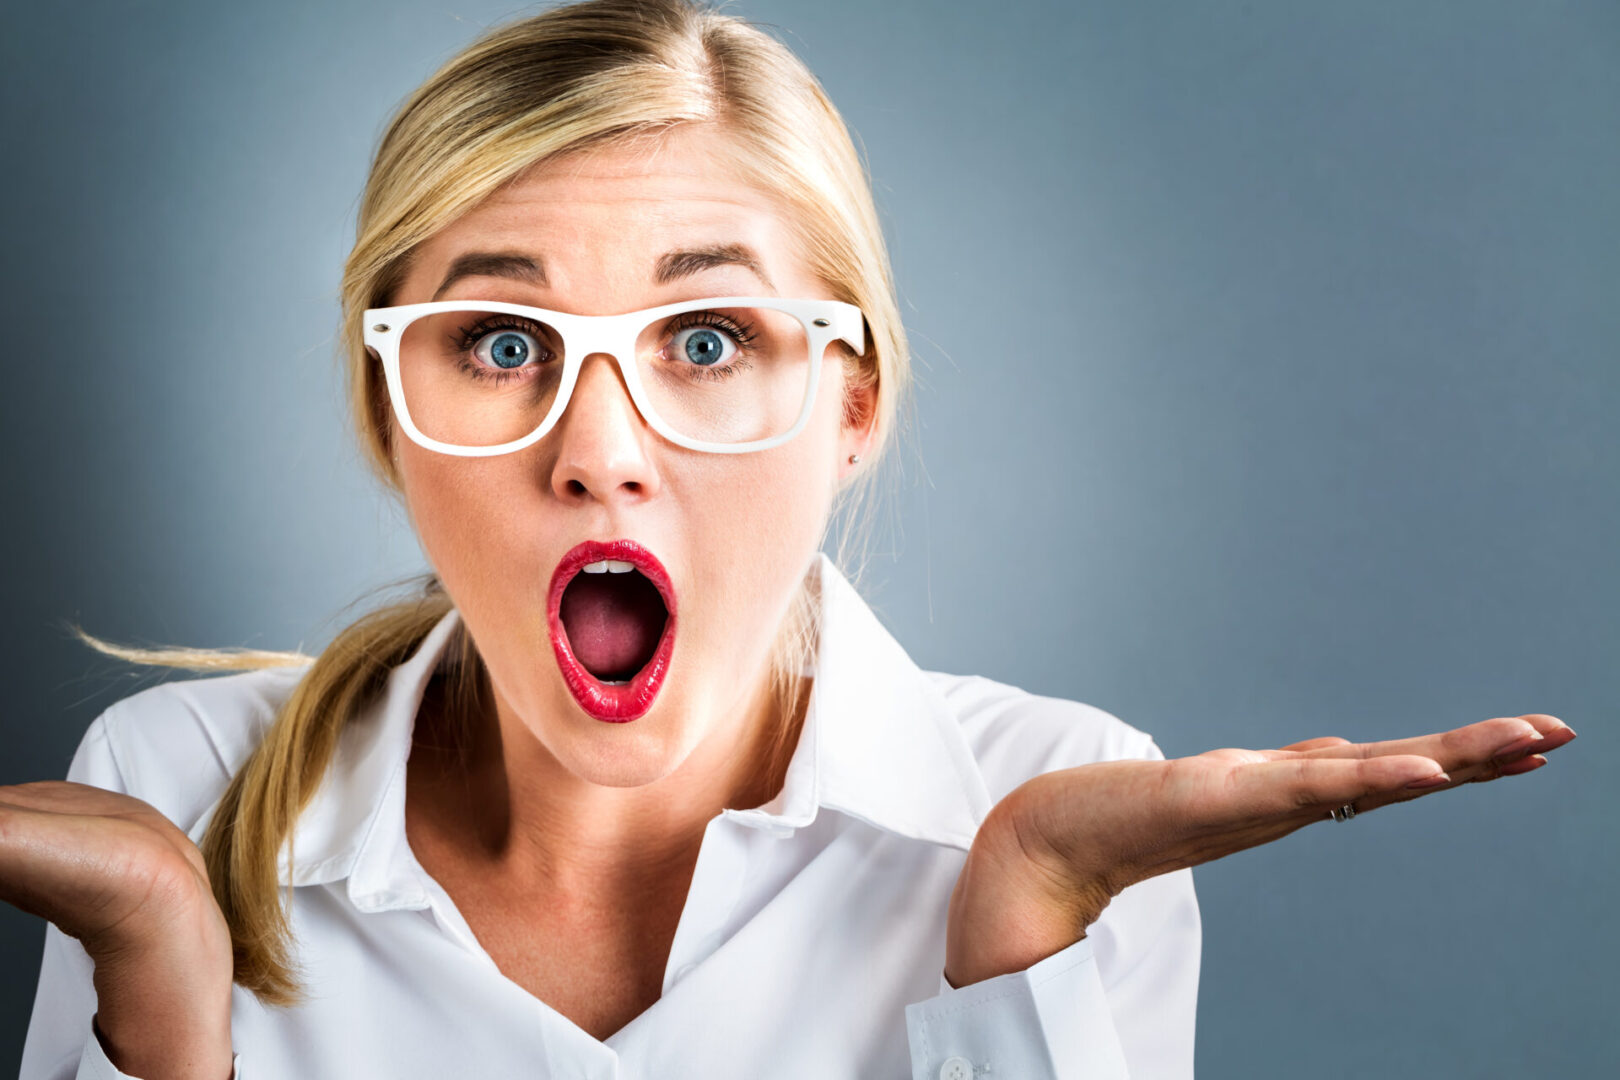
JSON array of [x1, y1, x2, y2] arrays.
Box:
[[363, 296, 867, 456]]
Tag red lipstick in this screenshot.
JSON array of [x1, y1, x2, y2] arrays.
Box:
[[547, 538, 677, 723]]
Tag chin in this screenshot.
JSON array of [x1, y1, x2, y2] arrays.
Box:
[[550, 693, 697, 789]]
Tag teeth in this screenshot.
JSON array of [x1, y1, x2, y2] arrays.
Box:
[[580, 559, 637, 574], [600, 679, 629, 686]]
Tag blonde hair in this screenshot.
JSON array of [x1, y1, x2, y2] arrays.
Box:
[[69, 0, 912, 1007]]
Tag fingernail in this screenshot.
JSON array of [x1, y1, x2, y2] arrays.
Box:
[[1406, 772, 1451, 790]]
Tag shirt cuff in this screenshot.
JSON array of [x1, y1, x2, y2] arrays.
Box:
[[905, 936, 1129, 1080], [81, 1018, 243, 1080]]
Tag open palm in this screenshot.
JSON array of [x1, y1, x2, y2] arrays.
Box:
[[946, 714, 1576, 987]]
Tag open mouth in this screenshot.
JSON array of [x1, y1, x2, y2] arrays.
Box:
[[547, 539, 677, 723]]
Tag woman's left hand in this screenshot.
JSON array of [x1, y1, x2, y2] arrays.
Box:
[[943, 713, 1577, 988]]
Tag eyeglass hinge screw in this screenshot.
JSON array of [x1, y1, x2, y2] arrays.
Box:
[[813, 318, 829, 327], [373, 323, 391, 332]]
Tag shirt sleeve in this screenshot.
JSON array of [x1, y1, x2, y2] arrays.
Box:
[[16, 711, 246, 1080], [904, 738, 1202, 1080]]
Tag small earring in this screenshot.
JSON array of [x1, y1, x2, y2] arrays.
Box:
[[848, 453, 861, 464]]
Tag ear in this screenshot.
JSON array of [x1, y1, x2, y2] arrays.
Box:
[[837, 372, 878, 483]]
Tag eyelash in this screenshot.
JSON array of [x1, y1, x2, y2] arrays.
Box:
[[451, 315, 554, 385], [446, 311, 759, 385], [665, 311, 758, 382]]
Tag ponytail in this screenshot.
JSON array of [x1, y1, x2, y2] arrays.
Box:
[[70, 575, 486, 1006]]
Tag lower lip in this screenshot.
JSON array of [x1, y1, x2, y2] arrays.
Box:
[[546, 576, 676, 724]]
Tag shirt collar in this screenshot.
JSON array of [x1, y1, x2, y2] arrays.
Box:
[[720, 552, 994, 849], [214, 552, 992, 906]]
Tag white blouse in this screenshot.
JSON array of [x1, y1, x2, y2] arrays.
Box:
[[21, 552, 1200, 1079]]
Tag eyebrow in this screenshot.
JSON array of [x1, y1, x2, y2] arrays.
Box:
[[432, 252, 545, 300], [654, 243, 775, 291], [431, 243, 775, 300]]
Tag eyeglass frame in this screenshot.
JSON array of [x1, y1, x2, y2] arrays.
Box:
[[363, 295, 868, 457]]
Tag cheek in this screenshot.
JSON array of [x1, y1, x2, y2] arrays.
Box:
[[401, 454, 536, 590], [726, 387, 842, 536], [685, 426, 838, 624]]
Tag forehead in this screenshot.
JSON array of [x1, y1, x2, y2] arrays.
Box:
[[404, 125, 812, 303]]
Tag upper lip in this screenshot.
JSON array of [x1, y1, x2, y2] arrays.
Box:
[[548, 538, 678, 617]]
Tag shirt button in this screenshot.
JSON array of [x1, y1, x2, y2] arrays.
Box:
[[938, 1057, 973, 1080]]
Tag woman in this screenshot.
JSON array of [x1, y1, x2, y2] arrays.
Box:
[[6, 1, 1576, 1077]]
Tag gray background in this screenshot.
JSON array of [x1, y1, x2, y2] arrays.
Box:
[[3, 0, 1615, 1075]]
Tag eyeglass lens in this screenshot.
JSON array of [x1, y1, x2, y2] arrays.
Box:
[[397, 305, 813, 447]]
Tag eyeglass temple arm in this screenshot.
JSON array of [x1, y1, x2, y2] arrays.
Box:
[[833, 305, 868, 357]]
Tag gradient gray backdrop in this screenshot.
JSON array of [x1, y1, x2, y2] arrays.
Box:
[[3, 1, 1615, 1075]]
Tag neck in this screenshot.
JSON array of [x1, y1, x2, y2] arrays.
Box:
[[407, 663, 811, 901]]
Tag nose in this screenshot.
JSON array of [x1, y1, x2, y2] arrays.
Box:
[[548, 351, 661, 505]]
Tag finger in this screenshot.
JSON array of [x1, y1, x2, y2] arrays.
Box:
[[1297, 715, 1573, 776], [1515, 715, 1578, 753], [1487, 714, 1575, 757], [1495, 753, 1548, 777], [1444, 715, 1574, 783], [1326, 747, 1552, 821], [1226, 754, 1448, 822], [1277, 737, 1352, 753], [1337, 740, 1558, 818]]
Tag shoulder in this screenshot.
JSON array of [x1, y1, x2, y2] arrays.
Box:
[[922, 670, 1164, 804], [69, 665, 309, 833]]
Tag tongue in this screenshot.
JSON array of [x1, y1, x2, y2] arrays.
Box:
[[559, 572, 667, 680]]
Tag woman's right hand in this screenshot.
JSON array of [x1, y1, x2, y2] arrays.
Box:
[[1, 779, 236, 1080]]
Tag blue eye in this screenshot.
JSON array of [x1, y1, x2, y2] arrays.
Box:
[[673, 326, 734, 367], [477, 330, 536, 370]]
